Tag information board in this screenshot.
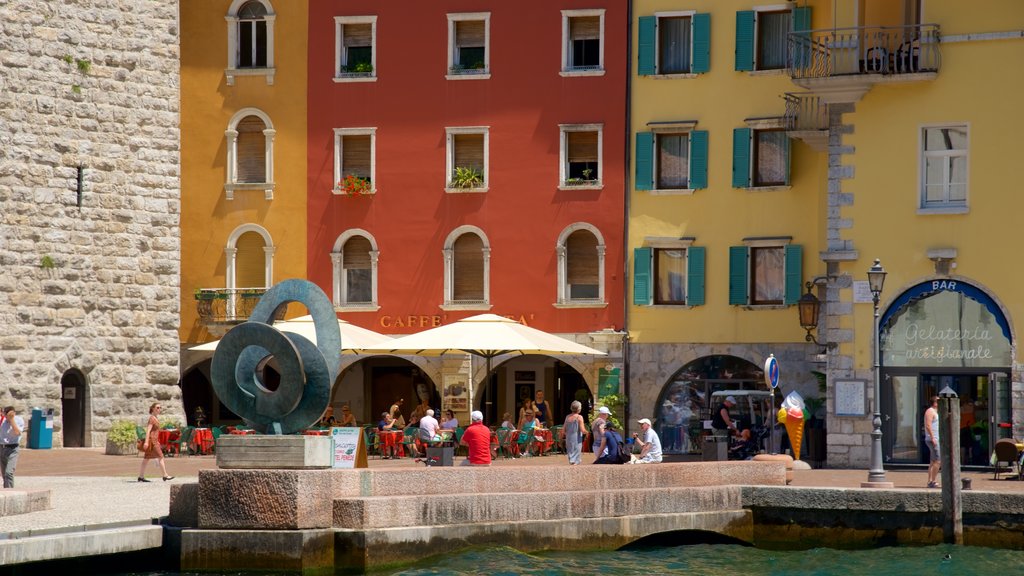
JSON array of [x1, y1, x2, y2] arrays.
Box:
[[835, 380, 867, 416], [331, 427, 367, 469]]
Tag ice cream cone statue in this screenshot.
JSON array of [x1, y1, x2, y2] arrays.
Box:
[[779, 391, 808, 461]]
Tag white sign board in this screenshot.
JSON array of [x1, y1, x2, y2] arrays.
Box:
[[835, 380, 867, 416], [852, 281, 874, 304], [331, 427, 361, 469]]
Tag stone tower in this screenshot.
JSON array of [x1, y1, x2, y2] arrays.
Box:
[[0, 1, 181, 446]]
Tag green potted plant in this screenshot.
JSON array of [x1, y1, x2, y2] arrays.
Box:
[[159, 416, 182, 430], [105, 419, 140, 456], [449, 166, 483, 189]]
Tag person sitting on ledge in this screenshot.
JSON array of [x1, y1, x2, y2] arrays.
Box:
[[594, 421, 625, 465], [459, 411, 492, 466], [629, 418, 663, 464]]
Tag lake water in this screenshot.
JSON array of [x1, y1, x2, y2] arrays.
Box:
[[106, 543, 1022, 576]]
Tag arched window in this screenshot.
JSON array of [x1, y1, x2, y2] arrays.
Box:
[[225, 108, 275, 200], [226, 0, 276, 85], [556, 223, 605, 306], [331, 230, 379, 310], [226, 224, 274, 292], [442, 226, 490, 310]]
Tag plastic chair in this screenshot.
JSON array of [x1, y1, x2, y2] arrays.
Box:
[[495, 428, 514, 459], [402, 426, 420, 458], [993, 438, 1021, 480], [135, 426, 146, 457], [363, 428, 379, 459], [166, 426, 194, 457], [549, 425, 564, 454], [453, 427, 466, 456]]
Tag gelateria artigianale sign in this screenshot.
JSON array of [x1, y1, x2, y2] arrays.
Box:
[[898, 323, 995, 363]]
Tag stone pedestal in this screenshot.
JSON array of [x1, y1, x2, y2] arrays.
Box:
[[216, 434, 332, 469]]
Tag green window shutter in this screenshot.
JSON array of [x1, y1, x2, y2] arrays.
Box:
[[729, 246, 749, 305], [689, 130, 708, 189], [692, 13, 711, 73], [633, 247, 652, 305], [635, 132, 654, 191], [638, 16, 656, 75], [735, 11, 755, 72], [784, 244, 803, 305], [732, 128, 752, 188], [686, 246, 705, 306], [784, 134, 792, 186], [791, 7, 812, 69], [792, 6, 812, 32]]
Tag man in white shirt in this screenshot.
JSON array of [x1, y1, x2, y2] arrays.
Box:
[[0, 406, 25, 488], [630, 418, 663, 464], [418, 409, 440, 443]]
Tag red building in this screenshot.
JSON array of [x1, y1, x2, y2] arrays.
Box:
[[307, 1, 627, 424]]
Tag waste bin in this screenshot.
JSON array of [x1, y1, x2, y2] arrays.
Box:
[[425, 446, 454, 467], [28, 408, 53, 449], [702, 435, 727, 462]]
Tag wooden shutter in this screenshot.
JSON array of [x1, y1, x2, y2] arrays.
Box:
[[343, 236, 371, 269], [344, 23, 372, 47], [692, 13, 711, 73], [454, 133, 484, 172], [729, 246, 749, 305], [689, 130, 709, 189], [735, 11, 755, 71], [633, 247, 652, 306], [453, 234, 484, 301], [342, 135, 371, 179], [567, 231, 598, 284], [570, 16, 600, 40], [237, 115, 266, 183], [784, 244, 803, 305], [568, 131, 598, 163], [235, 231, 266, 289], [635, 132, 653, 191], [637, 16, 656, 75], [686, 246, 706, 306], [456, 20, 485, 46], [732, 128, 752, 188]]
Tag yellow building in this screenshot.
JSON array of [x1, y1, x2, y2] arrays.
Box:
[[179, 0, 309, 422], [628, 0, 1024, 469]]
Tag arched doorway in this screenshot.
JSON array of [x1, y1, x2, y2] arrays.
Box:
[[478, 355, 593, 428], [330, 357, 440, 428], [655, 355, 764, 455], [880, 280, 1012, 466], [181, 361, 239, 427], [60, 369, 87, 447]]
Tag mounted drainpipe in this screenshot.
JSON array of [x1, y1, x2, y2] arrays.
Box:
[[622, 0, 634, 427]]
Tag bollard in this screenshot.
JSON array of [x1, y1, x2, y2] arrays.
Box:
[[962, 477, 972, 491], [938, 392, 962, 545]]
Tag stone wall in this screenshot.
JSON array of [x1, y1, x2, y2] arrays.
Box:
[[0, 1, 181, 445]]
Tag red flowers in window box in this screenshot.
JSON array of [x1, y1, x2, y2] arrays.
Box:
[[337, 174, 372, 195]]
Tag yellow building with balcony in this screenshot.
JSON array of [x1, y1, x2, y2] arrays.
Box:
[[179, 0, 309, 422], [628, 0, 1024, 469]]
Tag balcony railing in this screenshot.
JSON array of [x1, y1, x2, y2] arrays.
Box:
[[195, 287, 276, 324], [784, 92, 828, 131], [789, 24, 940, 80]]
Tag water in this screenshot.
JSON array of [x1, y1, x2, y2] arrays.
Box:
[[102, 543, 1022, 576]]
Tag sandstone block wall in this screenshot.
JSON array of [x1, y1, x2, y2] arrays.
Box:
[[0, 1, 181, 445]]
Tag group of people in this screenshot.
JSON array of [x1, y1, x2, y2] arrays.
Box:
[[584, 405, 663, 465]]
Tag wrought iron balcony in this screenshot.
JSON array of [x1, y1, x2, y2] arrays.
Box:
[[788, 24, 940, 103], [784, 92, 828, 151], [195, 287, 276, 325]]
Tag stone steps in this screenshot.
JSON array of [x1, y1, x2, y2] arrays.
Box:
[[334, 485, 742, 529]]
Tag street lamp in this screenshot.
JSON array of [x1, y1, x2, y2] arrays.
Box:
[[865, 258, 890, 487]]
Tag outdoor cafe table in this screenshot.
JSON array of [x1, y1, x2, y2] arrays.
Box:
[[158, 429, 179, 455], [302, 428, 331, 436], [378, 429, 404, 457], [229, 429, 257, 435], [533, 428, 554, 456], [191, 428, 214, 455]]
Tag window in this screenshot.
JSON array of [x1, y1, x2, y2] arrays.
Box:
[[635, 127, 708, 192], [559, 124, 602, 189], [633, 243, 704, 306], [447, 13, 490, 78], [331, 230, 379, 309], [333, 128, 376, 195], [732, 125, 790, 189], [920, 125, 968, 211], [443, 226, 491, 310], [335, 16, 377, 81], [561, 9, 605, 76], [637, 13, 710, 76], [735, 7, 811, 72], [225, 0, 276, 85], [225, 108, 275, 200], [728, 242, 801, 306], [445, 127, 488, 192], [557, 224, 606, 307], [226, 224, 274, 289]]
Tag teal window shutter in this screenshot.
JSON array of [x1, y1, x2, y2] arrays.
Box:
[[784, 134, 792, 186], [689, 130, 708, 189], [792, 6, 812, 31], [732, 128, 752, 188], [692, 13, 711, 73], [729, 246, 749, 305], [735, 11, 755, 71], [638, 16, 656, 75], [784, 245, 803, 305], [686, 246, 705, 306], [635, 132, 654, 191], [633, 247, 652, 305], [791, 7, 812, 69]]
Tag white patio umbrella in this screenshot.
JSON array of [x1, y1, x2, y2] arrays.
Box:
[[189, 315, 393, 353], [358, 313, 606, 409]]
